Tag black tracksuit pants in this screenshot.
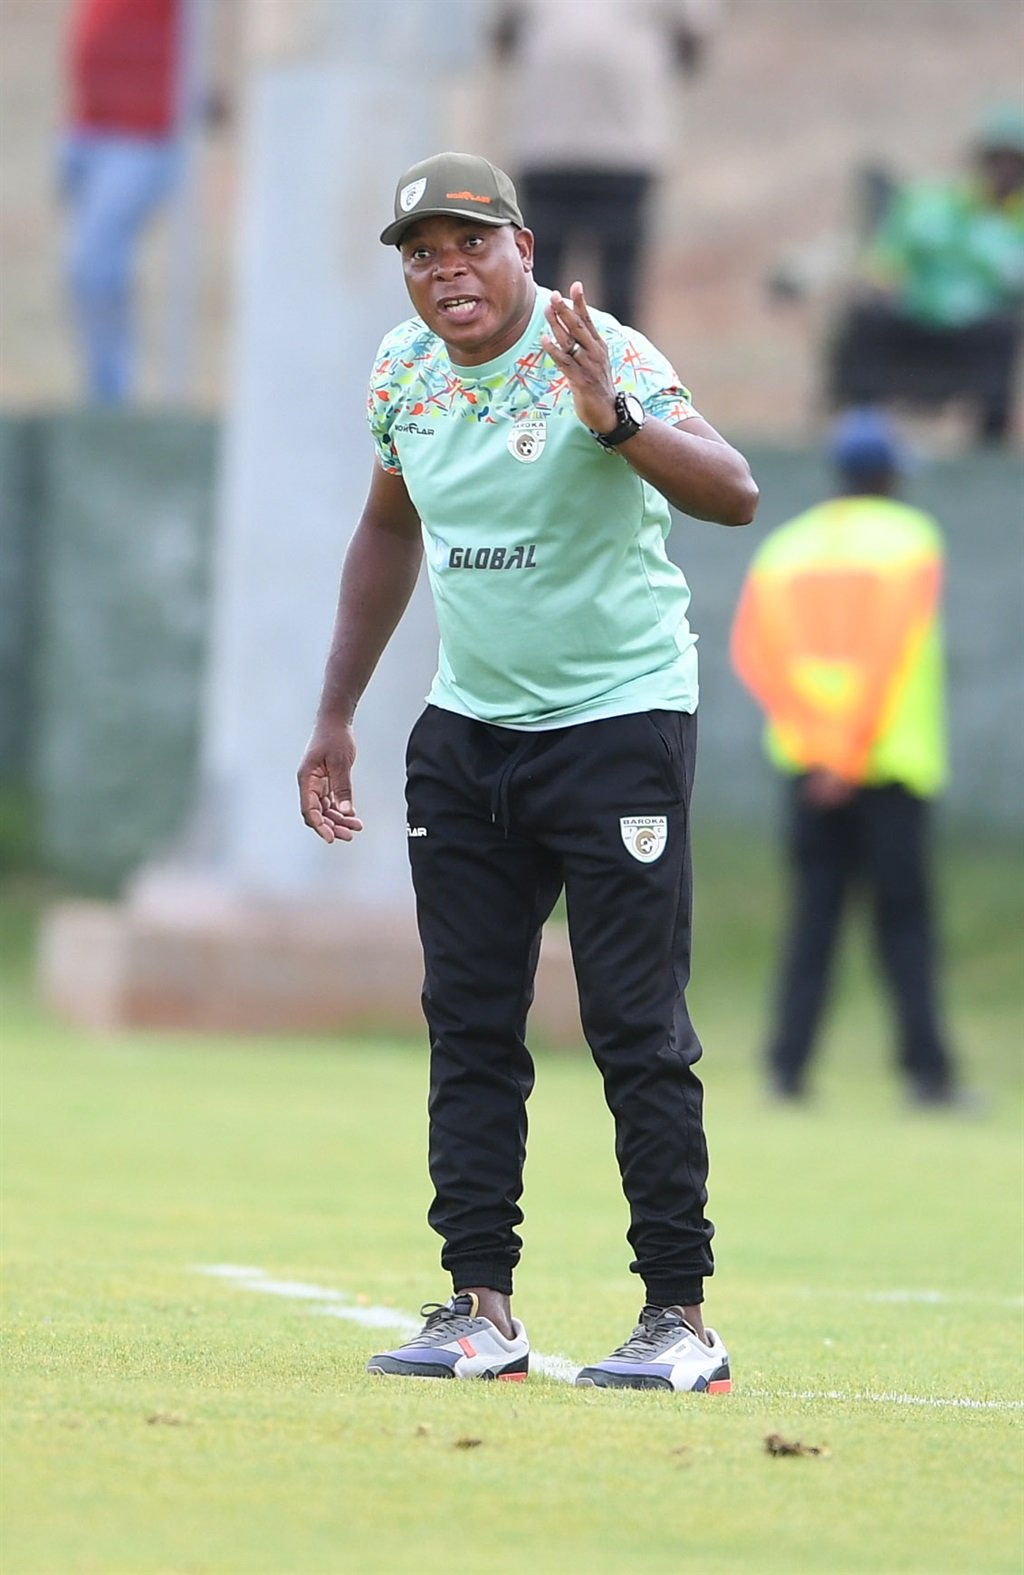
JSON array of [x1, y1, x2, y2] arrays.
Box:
[[405, 704, 715, 1308], [767, 779, 956, 1094]]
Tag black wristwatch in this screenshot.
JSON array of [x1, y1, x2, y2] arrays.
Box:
[[591, 392, 646, 449]]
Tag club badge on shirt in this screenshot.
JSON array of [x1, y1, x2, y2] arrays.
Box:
[[620, 815, 668, 863], [507, 412, 547, 463]]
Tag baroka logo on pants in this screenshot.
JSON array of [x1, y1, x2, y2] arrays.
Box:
[[620, 816, 668, 863]]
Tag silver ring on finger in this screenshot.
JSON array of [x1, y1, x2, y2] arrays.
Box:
[[567, 341, 581, 357]]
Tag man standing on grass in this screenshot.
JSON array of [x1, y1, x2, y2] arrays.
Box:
[[731, 408, 968, 1108], [298, 152, 757, 1389]]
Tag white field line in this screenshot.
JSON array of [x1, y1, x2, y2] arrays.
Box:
[[196, 1265, 580, 1382], [803, 1287, 1024, 1309], [196, 1266, 1024, 1409], [744, 1388, 1024, 1412]]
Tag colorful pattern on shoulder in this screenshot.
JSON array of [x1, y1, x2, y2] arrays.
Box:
[[366, 300, 696, 475], [598, 312, 695, 427]]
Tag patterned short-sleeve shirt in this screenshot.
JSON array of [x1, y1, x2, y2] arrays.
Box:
[[367, 285, 701, 728]]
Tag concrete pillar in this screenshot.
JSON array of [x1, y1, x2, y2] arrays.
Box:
[[36, 0, 590, 1042], [139, 0, 477, 910]]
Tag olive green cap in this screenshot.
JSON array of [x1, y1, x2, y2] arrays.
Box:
[[380, 151, 524, 247]]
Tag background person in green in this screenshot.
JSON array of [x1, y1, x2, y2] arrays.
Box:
[[828, 105, 1024, 443], [731, 409, 970, 1108], [297, 151, 757, 1391]]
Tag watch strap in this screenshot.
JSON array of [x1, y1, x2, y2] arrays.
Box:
[[591, 392, 645, 449]]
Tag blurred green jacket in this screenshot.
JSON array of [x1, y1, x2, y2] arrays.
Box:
[[865, 179, 1024, 328]]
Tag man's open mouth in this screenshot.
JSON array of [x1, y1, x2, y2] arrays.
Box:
[[438, 295, 482, 320]]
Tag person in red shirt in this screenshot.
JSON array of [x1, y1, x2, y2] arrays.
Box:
[[59, 0, 182, 401]]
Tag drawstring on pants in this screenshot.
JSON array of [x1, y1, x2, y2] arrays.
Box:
[[489, 735, 536, 835]]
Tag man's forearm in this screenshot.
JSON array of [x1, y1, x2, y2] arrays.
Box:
[[315, 518, 424, 725], [619, 419, 759, 524]]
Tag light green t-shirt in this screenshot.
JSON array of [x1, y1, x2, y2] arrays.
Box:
[[367, 286, 701, 729]]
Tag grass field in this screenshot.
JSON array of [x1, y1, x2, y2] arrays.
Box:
[[3, 833, 1023, 1574]]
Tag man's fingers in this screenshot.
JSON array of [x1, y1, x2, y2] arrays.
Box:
[[321, 786, 363, 836], [298, 765, 363, 843], [322, 803, 364, 833], [569, 280, 593, 325], [299, 785, 335, 842], [547, 290, 585, 340], [550, 285, 594, 345], [302, 797, 363, 844], [298, 774, 325, 824], [540, 331, 572, 366], [300, 797, 336, 844], [544, 297, 577, 355]]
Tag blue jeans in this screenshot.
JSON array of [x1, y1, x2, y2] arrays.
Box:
[[60, 131, 180, 403]]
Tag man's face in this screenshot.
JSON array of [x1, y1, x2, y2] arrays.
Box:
[[399, 216, 535, 366]]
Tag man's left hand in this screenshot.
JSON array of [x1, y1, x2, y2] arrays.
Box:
[[541, 282, 619, 435], [803, 769, 857, 810]]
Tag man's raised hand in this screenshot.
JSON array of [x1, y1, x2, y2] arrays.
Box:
[[540, 281, 618, 434]]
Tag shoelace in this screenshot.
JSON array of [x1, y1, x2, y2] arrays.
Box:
[[403, 1299, 482, 1348], [609, 1308, 694, 1362]]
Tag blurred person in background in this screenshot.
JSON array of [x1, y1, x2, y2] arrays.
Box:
[[298, 151, 757, 1391], [490, 0, 718, 329], [828, 105, 1024, 444], [59, 0, 182, 403], [731, 409, 970, 1109]]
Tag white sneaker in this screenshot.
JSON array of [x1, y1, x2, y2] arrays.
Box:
[[576, 1305, 731, 1392], [366, 1292, 529, 1381]]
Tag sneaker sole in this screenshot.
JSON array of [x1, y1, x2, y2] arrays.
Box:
[[367, 1356, 529, 1381], [576, 1367, 731, 1394]]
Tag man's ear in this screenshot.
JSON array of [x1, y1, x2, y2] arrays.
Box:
[[515, 226, 535, 271]]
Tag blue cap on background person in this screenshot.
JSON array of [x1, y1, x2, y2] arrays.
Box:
[[829, 407, 909, 477]]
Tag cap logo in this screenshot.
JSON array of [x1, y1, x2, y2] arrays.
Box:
[[399, 178, 427, 213], [446, 190, 492, 203]]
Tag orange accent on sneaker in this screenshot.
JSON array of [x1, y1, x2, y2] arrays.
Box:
[[496, 1371, 528, 1381], [706, 1379, 732, 1394], [457, 1337, 477, 1358]]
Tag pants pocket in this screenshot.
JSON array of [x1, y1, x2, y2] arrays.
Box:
[[646, 711, 687, 803]]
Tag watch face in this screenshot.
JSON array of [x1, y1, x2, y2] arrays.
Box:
[[623, 394, 645, 426]]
